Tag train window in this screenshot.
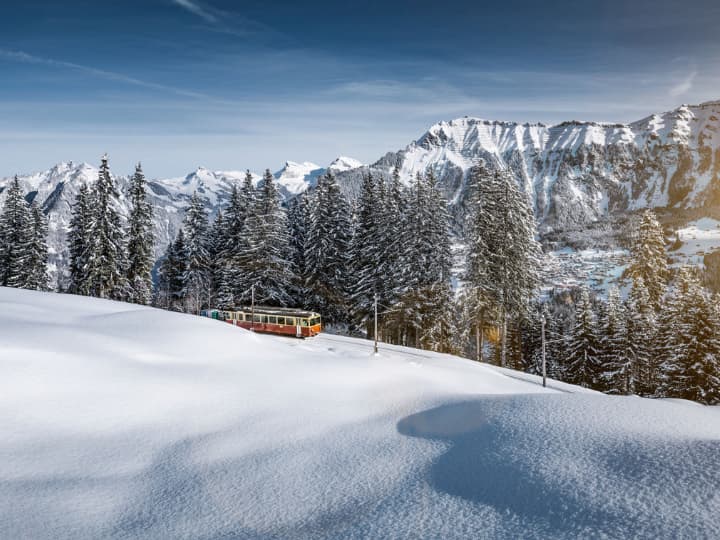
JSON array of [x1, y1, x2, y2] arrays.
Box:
[[301, 319, 309, 327], [288, 317, 295, 325], [269, 316, 277, 324], [253, 314, 261, 323], [277, 317, 285, 325]]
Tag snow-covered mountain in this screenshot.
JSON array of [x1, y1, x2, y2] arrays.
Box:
[[336, 100, 720, 232], [0, 157, 362, 287], [5, 99, 720, 288]]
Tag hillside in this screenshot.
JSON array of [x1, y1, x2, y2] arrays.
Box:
[[1, 288, 718, 538]]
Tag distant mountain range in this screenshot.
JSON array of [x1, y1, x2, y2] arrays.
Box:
[[334, 100, 720, 232], [3, 100, 720, 286]]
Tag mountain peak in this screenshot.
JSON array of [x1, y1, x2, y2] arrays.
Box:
[[328, 156, 363, 172]]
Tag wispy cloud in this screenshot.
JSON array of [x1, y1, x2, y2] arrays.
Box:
[[669, 70, 697, 97], [171, 0, 218, 23], [169, 0, 278, 39], [0, 48, 213, 100]]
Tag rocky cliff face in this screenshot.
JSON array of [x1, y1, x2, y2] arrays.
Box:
[[335, 101, 720, 233]]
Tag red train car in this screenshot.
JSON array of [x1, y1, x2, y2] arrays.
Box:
[[201, 306, 322, 338]]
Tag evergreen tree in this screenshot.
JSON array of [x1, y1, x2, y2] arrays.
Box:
[[598, 287, 626, 393], [627, 210, 668, 310], [383, 162, 408, 305], [565, 288, 601, 388], [125, 162, 154, 305], [24, 202, 49, 291], [658, 268, 720, 404], [625, 277, 656, 396], [236, 169, 295, 306], [156, 230, 187, 311], [287, 193, 309, 302], [464, 166, 541, 366], [67, 183, 94, 295], [0, 176, 31, 288], [85, 155, 127, 300], [207, 209, 226, 307], [304, 171, 352, 324], [350, 173, 384, 332], [181, 192, 211, 312]]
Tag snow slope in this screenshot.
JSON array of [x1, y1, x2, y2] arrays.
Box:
[[1, 288, 718, 538]]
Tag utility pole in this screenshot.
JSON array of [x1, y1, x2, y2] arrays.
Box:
[[373, 293, 379, 355], [251, 285, 255, 331], [541, 316, 547, 388]]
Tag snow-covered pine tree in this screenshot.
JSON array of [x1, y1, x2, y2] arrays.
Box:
[[463, 165, 541, 366], [676, 281, 720, 404], [304, 171, 352, 324], [425, 170, 453, 285], [125, 162, 155, 305], [156, 229, 187, 311], [383, 162, 408, 306], [207, 208, 226, 306], [597, 287, 627, 393], [236, 169, 295, 306], [24, 201, 49, 291], [658, 267, 720, 404], [220, 171, 259, 305], [67, 183, 94, 295], [565, 288, 601, 388], [287, 193, 309, 300], [627, 210, 668, 310], [85, 155, 128, 300], [624, 276, 656, 396], [181, 192, 212, 313], [0, 176, 31, 288], [350, 172, 383, 334]]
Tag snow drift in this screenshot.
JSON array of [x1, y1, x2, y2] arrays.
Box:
[[0, 288, 718, 538]]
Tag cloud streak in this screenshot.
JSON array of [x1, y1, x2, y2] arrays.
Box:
[[669, 70, 697, 97], [0, 48, 213, 100], [171, 0, 218, 23]]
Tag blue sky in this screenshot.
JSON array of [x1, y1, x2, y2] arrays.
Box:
[[1, 0, 719, 178]]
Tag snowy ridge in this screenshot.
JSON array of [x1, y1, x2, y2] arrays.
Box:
[[331, 101, 720, 233], [1, 287, 719, 538]]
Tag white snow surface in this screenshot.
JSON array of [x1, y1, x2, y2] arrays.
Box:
[[672, 217, 720, 266], [1, 288, 719, 539], [328, 156, 364, 172]]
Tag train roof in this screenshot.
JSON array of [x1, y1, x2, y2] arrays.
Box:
[[229, 306, 321, 318]]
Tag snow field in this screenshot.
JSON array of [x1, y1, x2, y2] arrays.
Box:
[[1, 287, 719, 539]]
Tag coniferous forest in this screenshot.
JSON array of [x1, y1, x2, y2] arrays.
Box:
[[2, 155, 719, 405]]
